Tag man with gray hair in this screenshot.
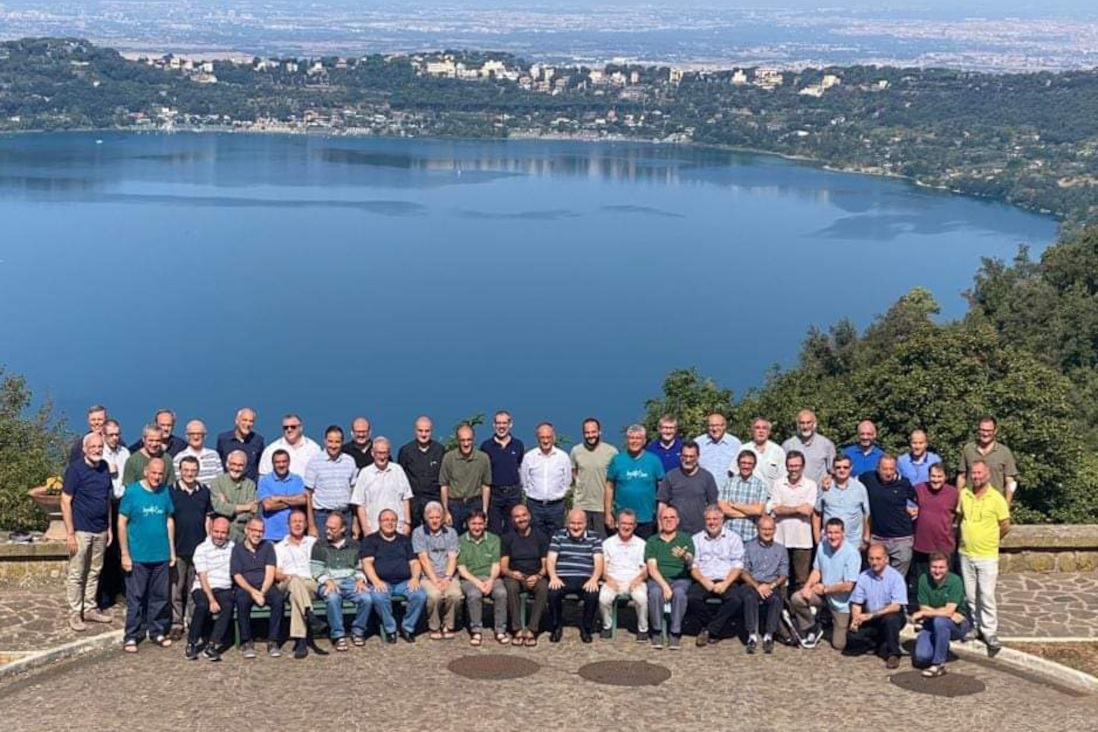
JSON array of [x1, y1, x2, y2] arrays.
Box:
[[742, 417, 786, 489], [520, 422, 572, 538], [353, 436, 414, 536], [259, 413, 321, 477], [413, 501, 463, 638], [209, 450, 258, 542], [688, 504, 745, 646], [646, 414, 683, 473], [173, 420, 224, 484], [69, 404, 108, 464], [782, 409, 836, 485], [606, 425, 665, 539], [599, 508, 648, 640], [123, 424, 177, 487], [217, 407, 265, 482], [130, 409, 186, 457], [62, 431, 115, 631]]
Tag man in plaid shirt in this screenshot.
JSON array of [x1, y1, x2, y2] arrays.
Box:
[[719, 451, 769, 542]]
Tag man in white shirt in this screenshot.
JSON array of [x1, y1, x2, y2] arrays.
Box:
[[520, 422, 573, 538], [258, 413, 321, 477], [769, 451, 818, 593], [186, 516, 235, 662], [598, 509, 649, 640], [173, 420, 224, 484], [352, 437, 414, 536], [274, 510, 318, 657], [694, 413, 741, 481], [741, 418, 786, 490]]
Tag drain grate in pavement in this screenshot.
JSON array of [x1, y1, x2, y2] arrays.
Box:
[[447, 654, 541, 681], [889, 670, 986, 697], [578, 660, 672, 686]]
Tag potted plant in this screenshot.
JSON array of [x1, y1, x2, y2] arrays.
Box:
[[27, 476, 66, 541]]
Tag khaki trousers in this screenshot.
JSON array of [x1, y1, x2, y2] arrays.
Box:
[[278, 576, 318, 639], [66, 531, 107, 616], [422, 577, 463, 631]]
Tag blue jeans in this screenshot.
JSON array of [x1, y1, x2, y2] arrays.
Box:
[[371, 579, 427, 634], [318, 577, 373, 639], [124, 560, 171, 643], [915, 615, 971, 666]]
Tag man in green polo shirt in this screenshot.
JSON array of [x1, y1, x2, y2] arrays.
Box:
[[440, 425, 492, 533], [457, 509, 509, 645], [644, 506, 694, 650], [912, 553, 971, 676], [956, 415, 1018, 504]]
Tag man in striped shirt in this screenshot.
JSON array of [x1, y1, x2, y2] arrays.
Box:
[[186, 516, 235, 661], [305, 426, 358, 538], [547, 509, 604, 644], [173, 420, 224, 484]]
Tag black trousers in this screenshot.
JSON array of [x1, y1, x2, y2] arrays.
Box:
[[235, 585, 285, 644], [489, 486, 523, 536], [548, 577, 599, 633], [739, 585, 783, 637], [686, 582, 744, 637], [850, 610, 905, 657], [96, 498, 124, 609], [189, 587, 235, 646]]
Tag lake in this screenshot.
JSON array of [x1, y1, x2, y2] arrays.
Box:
[[0, 132, 1056, 444]]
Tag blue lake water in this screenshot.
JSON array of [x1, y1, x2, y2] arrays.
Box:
[[0, 132, 1056, 443]]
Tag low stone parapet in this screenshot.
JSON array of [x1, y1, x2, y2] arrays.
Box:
[[0, 537, 67, 587], [999, 525, 1098, 573]]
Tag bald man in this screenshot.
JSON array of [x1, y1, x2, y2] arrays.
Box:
[[849, 543, 908, 668], [841, 420, 885, 476], [782, 409, 836, 485], [217, 407, 266, 481], [397, 416, 446, 528], [547, 509, 605, 643], [174, 420, 225, 484]]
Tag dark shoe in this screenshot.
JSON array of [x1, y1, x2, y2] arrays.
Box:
[[696, 630, 709, 647], [398, 629, 416, 644], [293, 639, 308, 660], [600, 629, 613, 640], [636, 631, 648, 643], [184, 643, 198, 661], [746, 638, 757, 655], [762, 637, 774, 654], [267, 641, 282, 658], [550, 628, 563, 643], [580, 630, 593, 644], [203, 646, 222, 662], [241, 642, 257, 659], [669, 634, 682, 650], [650, 633, 663, 649], [886, 655, 901, 669], [169, 628, 183, 642], [385, 633, 397, 645]]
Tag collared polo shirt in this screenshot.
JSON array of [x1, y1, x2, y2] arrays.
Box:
[[259, 436, 322, 478], [501, 529, 549, 575], [607, 450, 665, 523], [122, 450, 176, 488], [782, 433, 836, 485], [851, 565, 908, 612], [360, 532, 415, 584], [397, 440, 445, 502], [480, 436, 525, 488], [519, 447, 572, 502], [958, 487, 1010, 559], [815, 478, 870, 546], [897, 451, 942, 486], [692, 529, 745, 580], [958, 442, 1018, 496], [743, 538, 788, 584], [275, 535, 317, 578], [192, 537, 235, 591], [342, 440, 374, 470], [769, 476, 818, 549], [917, 572, 966, 612], [548, 529, 602, 578], [230, 540, 276, 588], [570, 441, 619, 512], [256, 471, 306, 541], [743, 440, 786, 489], [208, 473, 258, 542], [173, 446, 224, 484], [656, 467, 719, 536], [351, 462, 414, 533], [814, 540, 862, 612], [602, 534, 646, 584], [863, 471, 917, 539], [459, 531, 501, 578], [694, 432, 742, 479], [169, 481, 213, 557], [842, 444, 885, 476], [913, 482, 959, 554], [62, 458, 112, 533], [645, 437, 684, 474], [305, 451, 357, 510], [440, 449, 492, 500], [310, 537, 365, 584], [644, 532, 694, 581], [120, 482, 174, 564], [216, 430, 266, 482], [129, 434, 186, 457], [719, 473, 769, 542], [412, 525, 461, 576]]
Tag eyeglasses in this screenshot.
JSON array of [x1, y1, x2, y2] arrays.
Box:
[[105, 432, 121, 438], [186, 432, 206, 437], [283, 424, 301, 431]]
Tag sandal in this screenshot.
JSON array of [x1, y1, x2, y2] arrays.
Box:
[[470, 632, 483, 647], [430, 631, 444, 641], [123, 640, 138, 654], [525, 633, 538, 648], [511, 631, 527, 647], [334, 637, 349, 652], [441, 628, 456, 640], [351, 635, 366, 647], [154, 635, 173, 648], [495, 632, 511, 645]]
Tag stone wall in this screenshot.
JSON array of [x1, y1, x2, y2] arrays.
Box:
[[0, 540, 68, 588], [999, 525, 1098, 573]]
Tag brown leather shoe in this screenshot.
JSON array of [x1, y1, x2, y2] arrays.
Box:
[[886, 655, 901, 669]]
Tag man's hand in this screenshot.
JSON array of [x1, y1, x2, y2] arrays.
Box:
[[757, 582, 773, 600], [169, 553, 177, 568], [373, 580, 390, 594], [583, 577, 599, 593], [799, 503, 815, 518], [408, 577, 421, 592], [713, 580, 728, 595], [549, 576, 564, 590], [523, 574, 539, 590], [671, 546, 689, 560], [437, 576, 451, 592], [210, 598, 221, 615], [662, 584, 673, 601], [907, 505, 920, 520], [121, 554, 133, 572], [605, 578, 620, 593], [479, 579, 493, 595], [444, 512, 453, 527], [308, 525, 319, 538], [911, 610, 925, 623], [820, 474, 833, 490], [252, 590, 266, 606], [106, 529, 113, 548], [245, 500, 258, 514], [604, 512, 615, 531], [325, 580, 338, 595], [66, 533, 78, 557], [355, 579, 368, 594]]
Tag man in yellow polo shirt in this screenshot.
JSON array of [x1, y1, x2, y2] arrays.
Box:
[[957, 460, 1010, 654]]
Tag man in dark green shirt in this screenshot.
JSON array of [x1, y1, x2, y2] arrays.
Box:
[[911, 553, 971, 677], [643, 505, 694, 650], [457, 509, 509, 644]]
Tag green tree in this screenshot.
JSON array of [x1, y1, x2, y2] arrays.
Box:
[[642, 368, 736, 440]]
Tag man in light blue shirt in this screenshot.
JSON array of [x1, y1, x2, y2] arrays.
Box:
[[814, 453, 870, 550], [841, 420, 885, 476], [790, 517, 861, 650], [897, 429, 942, 486], [694, 413, 741, 480], [849, 543, 908, 668], [687, 505, 745, 645], [257, 450, 307, 541]]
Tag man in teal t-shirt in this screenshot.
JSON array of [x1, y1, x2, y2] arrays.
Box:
[[118, 457, 176, 652], [606, 426, 666, 539]]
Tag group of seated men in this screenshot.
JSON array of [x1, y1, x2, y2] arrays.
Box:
[[60, 405, 1011, 678]]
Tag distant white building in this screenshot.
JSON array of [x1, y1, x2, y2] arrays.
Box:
[[731, 69, 748, 85]]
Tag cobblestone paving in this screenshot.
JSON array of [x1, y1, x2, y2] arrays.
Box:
[[1, 631, 1096, 731], [998, 573, 1098, 639], [0, 590, 119, 651]]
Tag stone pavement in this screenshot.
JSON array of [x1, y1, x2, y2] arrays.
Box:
[[0, 590, 119, 652], [998, 573, 1098, 640]]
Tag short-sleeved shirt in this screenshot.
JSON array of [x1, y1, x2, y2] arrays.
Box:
[[570, 442, 619, 512], [850, 566, 908, 612], [769, 476, 818, 549], [691, 529, 745, 581], [602, 534, 647, 584], [607, 450, 665, 523], [719, 473, 769, 542], [360, 532, 415, 584], [351, 462, 414, 533], [958, 488, 1010, 559], [275, 535, 317, 578], [216, 430, 265, 482], [501, 529, 549, 575], [743, 538, 788, 584], [815, 478, 870, 546], [644, 532, 694, 581], [191, 537, 234, 591], [397, 440, 446, 502], [440, 449, 492, 500], [120, 482, 175, 564], [341, 440, 374, 471], [230, 540, 276, 588], [897, 451, 943, 486], [814, 540, 862, 612], [646, 437, 683, 474], [863, 471, 917, 539], [694, 433, 742, 480], [842, 444, 885, 476], [917, 572, 966, 612], [782, 433, 836, 485], [256, 471, 306, 541], [259, 436, 321, 478], [480, 437, 525, 488], [912, 482, 959, 554], [122, 450, 176, 488], [304, 452, 357, 510], [169, 482, 212, 557], [548, 529, 602, 579], [62, 458, 113, 533], [172, 447, 224, 485], [459, 531, 501, 578], [742, 440, 787, 489], [656, 467, 719, 536], [412, 525, 460, 576], [958, 442, 1018, 497]]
